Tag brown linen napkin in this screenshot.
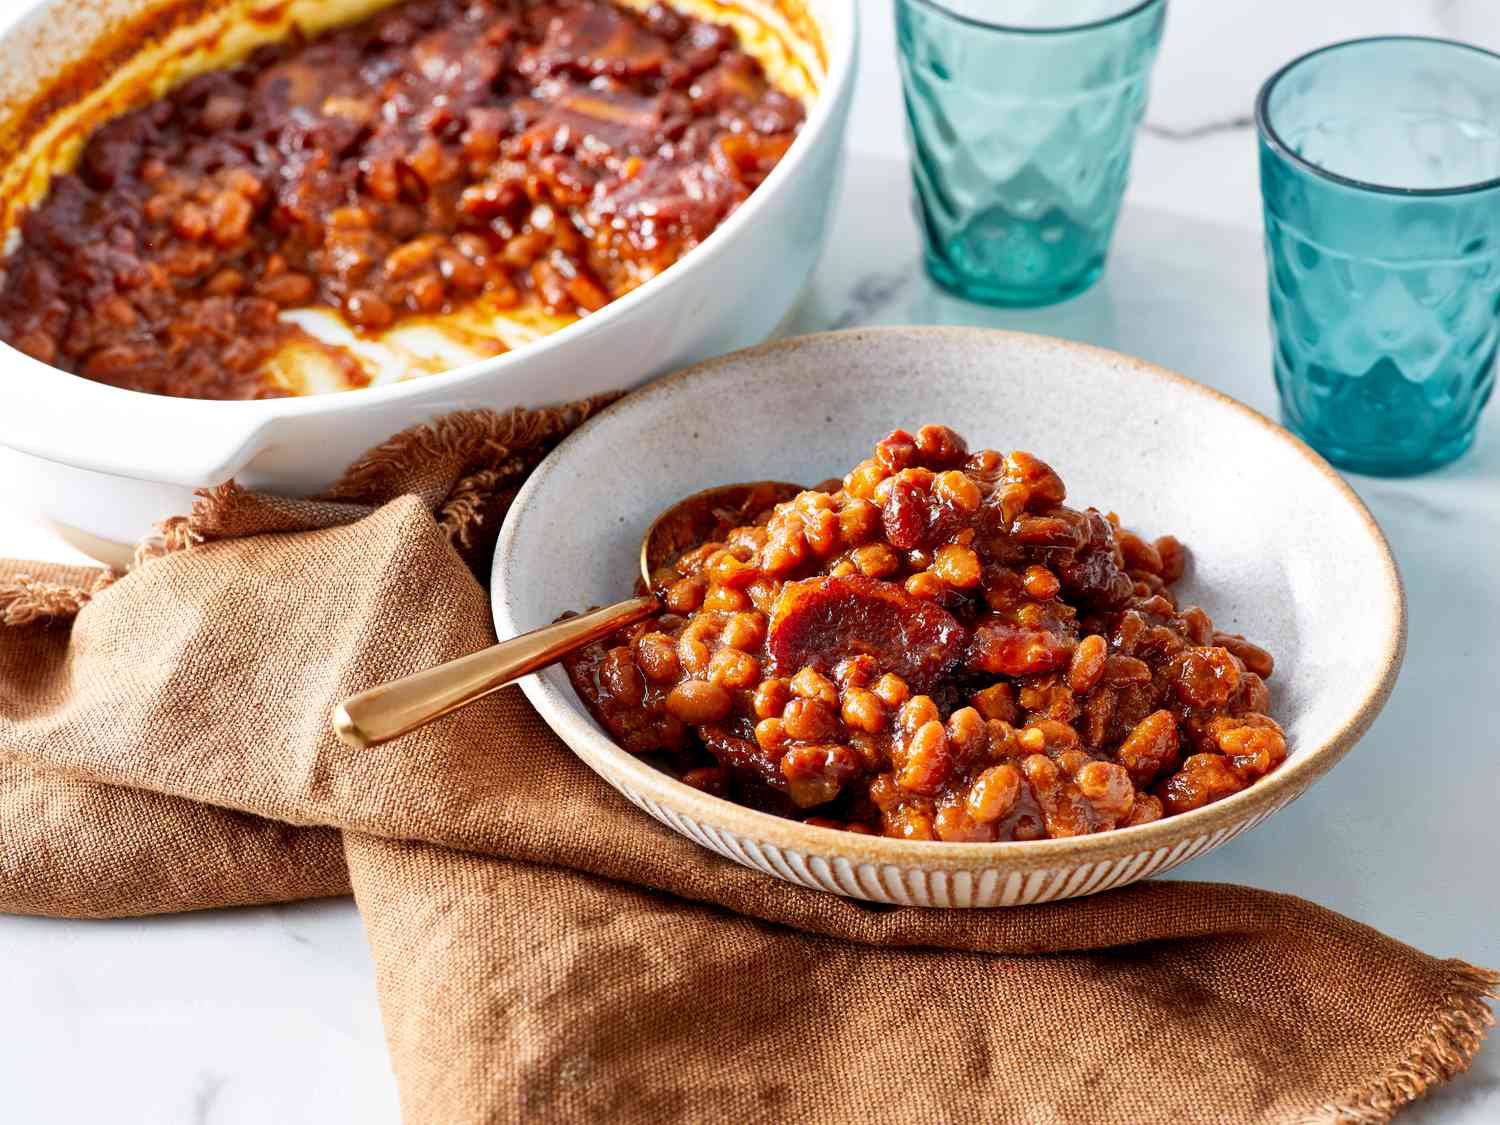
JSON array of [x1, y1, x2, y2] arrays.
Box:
[[0, 406, 1493, 1124]]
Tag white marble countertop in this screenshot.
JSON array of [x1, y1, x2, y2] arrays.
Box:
[[2, 1, 1496, 1121]]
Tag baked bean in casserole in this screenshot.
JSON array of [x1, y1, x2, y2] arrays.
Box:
[[0, 0, 803, 398]]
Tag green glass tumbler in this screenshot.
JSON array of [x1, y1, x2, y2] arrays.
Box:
[[895, 0, 1166, 307], [1257, 37, 1500, 476]]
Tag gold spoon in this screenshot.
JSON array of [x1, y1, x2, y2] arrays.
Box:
[[332, 480, 803, 748]]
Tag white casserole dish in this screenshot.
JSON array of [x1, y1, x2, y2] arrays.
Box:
[[0, 0, 857, 563]]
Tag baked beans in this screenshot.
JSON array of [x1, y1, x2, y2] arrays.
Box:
[[0, 0, 802, 398], [567, 426, 1286, 841]]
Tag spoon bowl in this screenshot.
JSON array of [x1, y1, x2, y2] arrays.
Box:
[[641, 481, 805, 585]]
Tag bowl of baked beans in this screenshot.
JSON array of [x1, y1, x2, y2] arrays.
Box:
[[494, 327, 1406, 907], [0, 0, 855, 561]]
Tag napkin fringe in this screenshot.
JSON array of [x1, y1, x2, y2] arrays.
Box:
[[0, 570, 115, 625], [1305, 960, 1499, 1124], [330, 407, 535, 502], [141, 488, 225, 563], [438, 466, 511, 548], [327, 399, 618, 510]]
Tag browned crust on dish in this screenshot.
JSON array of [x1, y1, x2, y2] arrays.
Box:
[[711, 0, 825, 69], [0, 0, 224, 173]]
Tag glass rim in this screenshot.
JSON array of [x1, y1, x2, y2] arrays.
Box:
[[899, 0, 1165, 37], [1255, 35, 1500, 198]]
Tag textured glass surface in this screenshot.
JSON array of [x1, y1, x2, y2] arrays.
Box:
[[1258, 38, 1500, 476], [894, 0, 1165, 307]]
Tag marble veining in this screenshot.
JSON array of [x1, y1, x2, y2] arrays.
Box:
[[190, 1073, 228, 1125], [1142, 115, 1253, 141], [0, 1, 1495, 1122], [825, 269, 915, 330]]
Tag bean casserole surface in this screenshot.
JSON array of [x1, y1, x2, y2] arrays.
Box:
[[0, 0, 803, 399], [567, 426, 1288, 842]]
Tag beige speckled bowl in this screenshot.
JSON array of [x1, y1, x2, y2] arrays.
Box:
[[492, 327, 1406, 907]]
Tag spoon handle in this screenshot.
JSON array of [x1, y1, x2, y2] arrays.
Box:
[[332, 596, 659, 749]]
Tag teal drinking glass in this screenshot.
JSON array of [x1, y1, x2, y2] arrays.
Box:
[[894, 0, 1166, 307], [1257, 37, 1500, 476]]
